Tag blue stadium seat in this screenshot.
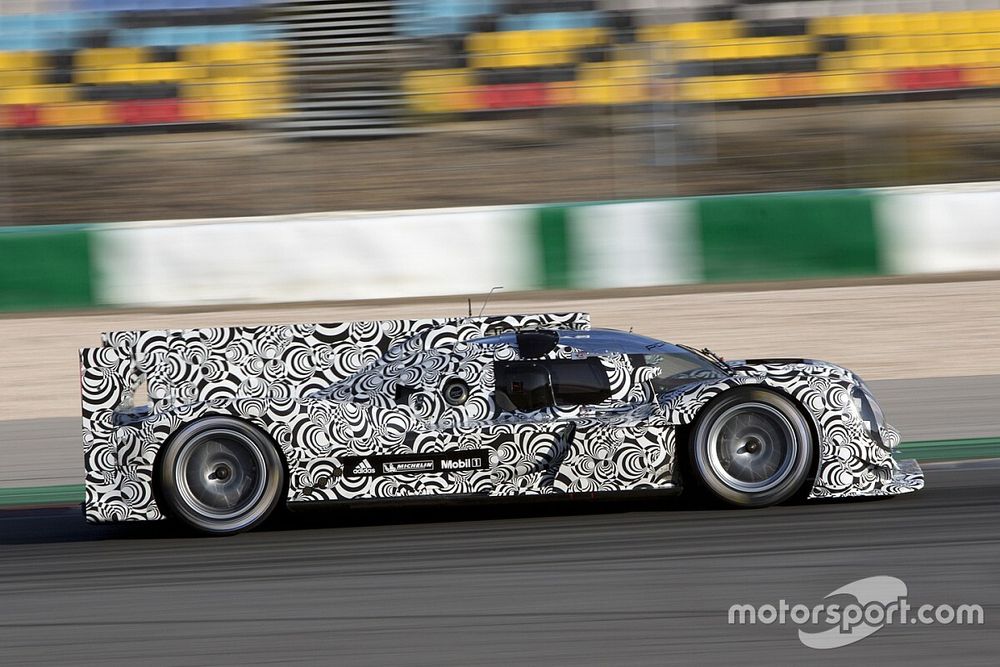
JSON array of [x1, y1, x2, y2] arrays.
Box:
[[78, 0, 260, 10], [399, 0, 498, 37], [111, 24, 266, 47]]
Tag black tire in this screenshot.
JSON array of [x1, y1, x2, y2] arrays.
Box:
[[689, 388, 814, 507], [158, 417, 285, 535]]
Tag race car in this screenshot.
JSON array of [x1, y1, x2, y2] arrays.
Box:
[[80, 312, 923, 535]]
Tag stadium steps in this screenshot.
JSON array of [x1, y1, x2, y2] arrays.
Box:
[[267, 0, 415, 137]]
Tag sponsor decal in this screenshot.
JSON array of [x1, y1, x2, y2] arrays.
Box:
[[383, 460, 434, 474], [341, 449, 491, 477], [440, 457, 483, 471]]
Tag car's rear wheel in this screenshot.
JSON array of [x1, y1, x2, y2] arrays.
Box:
[[690, 388, 813, 507], [159, 417, 284, 535]]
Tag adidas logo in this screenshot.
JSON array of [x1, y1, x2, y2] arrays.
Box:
[[355, 459, 376, 475]]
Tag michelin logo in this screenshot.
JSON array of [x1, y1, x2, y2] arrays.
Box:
[[384, 460, 434, 474], [441, 457, 483, 471]]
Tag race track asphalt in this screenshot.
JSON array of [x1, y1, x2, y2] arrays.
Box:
[[0, 461, 998, 666]]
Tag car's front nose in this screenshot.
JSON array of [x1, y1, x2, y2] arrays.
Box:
[[852, 382, 924, 495]]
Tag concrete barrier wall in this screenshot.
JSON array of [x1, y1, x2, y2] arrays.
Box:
[[4, 182, 1000, 311]]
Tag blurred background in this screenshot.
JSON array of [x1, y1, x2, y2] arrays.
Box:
[[4, 0, 1000, 429], [2, 0, 1000, 225]]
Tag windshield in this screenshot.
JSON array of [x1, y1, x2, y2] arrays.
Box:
[[469, 328, 730, 392], [644, 351, 728, 392]]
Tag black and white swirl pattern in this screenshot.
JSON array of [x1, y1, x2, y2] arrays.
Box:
[[80, 312, 921, 524]]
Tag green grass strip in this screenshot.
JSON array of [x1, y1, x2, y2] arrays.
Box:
[[898, 436, 1000, 462], [0, 484, 83, 508]]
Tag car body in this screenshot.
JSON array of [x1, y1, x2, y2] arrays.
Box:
[[80, 312, 923, 534]]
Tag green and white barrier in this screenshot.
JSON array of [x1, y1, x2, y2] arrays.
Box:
[[4, 182, 1000, 311]]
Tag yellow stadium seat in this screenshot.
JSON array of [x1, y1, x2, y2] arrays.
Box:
[[545, 79, 578, 106], [208, 61, 266, 80], [835, 15, 875, 36], [710, 76, 742, 101], [39, 102, 113, 127], [0, 85, 75, 105], [637, 24, 672, 43], [253, 41, 287, 63], [852, 52, 887, 71], [576, 60, 649, 105], [0, 51, 44, 71], [0, 69, 41, 87], [908, 51, 942, 68], [704, 40, 740, 60], [819, 52, 852, 71], [850, 71, 883, 93], [939, 12, 978, 35], [138, 63, 189, 83], [525, 30, 561, 66], [867, 14, 909, 36], [879, 35, 913, 54], [180, 44, 213, 65], [670, 21, 741, 42], [881, 51, 917, 69], [465, 28, 609, 70], [643, 22, 723, 43], [901, 13, 941, 35], [182, 41, 284, 68], [211, 99, 257, 120], [980, 27, 1000, 49], [180, 81, 211, 101], [965, 64, 1000, 86], [975, 11, 1000, 31], [210, 42, 259, 63], [778, 72, 820, 97], [951, 49, 988, 67], [818, 71, 861, 95], [809, 16, 838, 36], [75, 48, 146, 69], [403, 69, 473, 114], [495, 30, 532, 68], [465, 32, 498, 69], [676, 76, 714, 102], [101, 65, 140, 84], [733, 36, 813, 59], [911, 34, 947, 51], [945, 32, 983, 50]]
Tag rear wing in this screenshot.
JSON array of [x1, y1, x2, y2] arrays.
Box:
[[80, 313, 590, 425]]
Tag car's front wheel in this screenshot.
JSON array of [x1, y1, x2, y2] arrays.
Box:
[[158, 417, 285, 535], [689, 388, 814, 507]]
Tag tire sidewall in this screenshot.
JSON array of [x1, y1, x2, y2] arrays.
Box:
[[159, 416, 285, 535], [690, 387, 814, 507]]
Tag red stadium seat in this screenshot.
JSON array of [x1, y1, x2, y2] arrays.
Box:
[[2, 104, 42, 128]]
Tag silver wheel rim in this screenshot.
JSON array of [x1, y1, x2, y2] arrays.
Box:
[[706, 402, 798, 493], [175, 429, 268, 521]]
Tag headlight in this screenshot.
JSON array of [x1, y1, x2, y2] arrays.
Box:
[[851, 384, 888, 450]]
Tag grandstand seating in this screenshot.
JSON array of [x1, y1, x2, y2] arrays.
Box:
[[0, 0, 287, 128], [402, 1, 1000, 113], [5, 1, 1000, 131]]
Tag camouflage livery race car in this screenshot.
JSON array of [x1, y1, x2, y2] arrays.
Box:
[[80, 312, 922, 535]]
